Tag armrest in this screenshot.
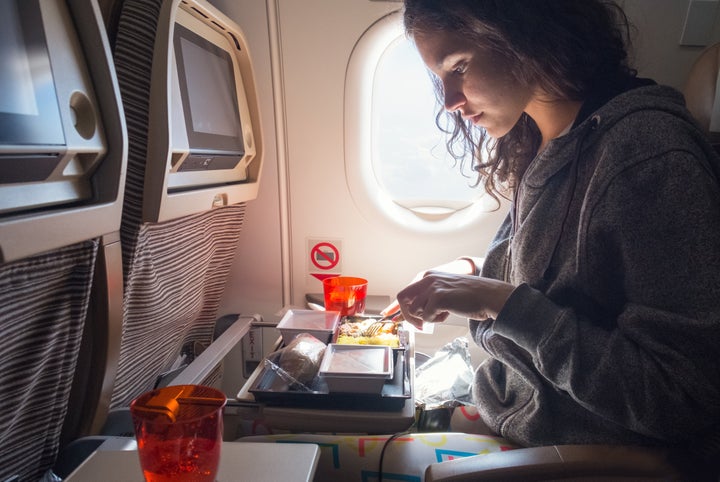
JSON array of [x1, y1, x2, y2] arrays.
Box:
[[169, 314, 260, 386], [424, 444, 685, 482], [91, 314, 261, 437]]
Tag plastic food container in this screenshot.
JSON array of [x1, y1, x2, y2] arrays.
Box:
[[277, 309, 341, 345], [334, 315, 402, 348], [319, 344, 393, 394]]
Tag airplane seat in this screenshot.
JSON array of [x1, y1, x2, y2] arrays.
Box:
[[101, 0, 250, 421], [683, 42, 720, 151], [0, 0, 127, 479], [239, 408, 699, 482]]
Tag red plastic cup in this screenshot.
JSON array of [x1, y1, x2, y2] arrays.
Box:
[[323, 276, 368, 316], [130, 385, 227, 482]]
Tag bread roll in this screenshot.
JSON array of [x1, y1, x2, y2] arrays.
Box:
[[278, 333, 326, 385]]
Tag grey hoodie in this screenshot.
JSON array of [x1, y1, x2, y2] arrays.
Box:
[[470, 84, 720, 456]]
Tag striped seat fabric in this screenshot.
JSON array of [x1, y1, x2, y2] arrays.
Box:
[[110, 205, 245, 409], [0, 241, 98, 481]]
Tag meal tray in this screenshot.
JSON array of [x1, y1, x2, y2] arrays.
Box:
[[249, 348, 411, 411]]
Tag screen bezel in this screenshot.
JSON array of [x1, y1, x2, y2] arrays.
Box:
[[173, 23, 244, 156], [0, 0, 65, 146]]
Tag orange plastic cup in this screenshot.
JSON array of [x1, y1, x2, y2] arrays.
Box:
[[323, 276, 368, 316], [130, 385, 227, 482]]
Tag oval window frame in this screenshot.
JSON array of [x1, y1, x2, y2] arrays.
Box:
[[344, 10, 502, 234]]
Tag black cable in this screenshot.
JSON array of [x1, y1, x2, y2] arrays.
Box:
[[377, 431, 409, 482]]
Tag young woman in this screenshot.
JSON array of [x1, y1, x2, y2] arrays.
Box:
[[393, 0, 720, 471]]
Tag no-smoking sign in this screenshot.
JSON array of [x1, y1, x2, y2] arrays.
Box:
[[308, 239, 342, 280]]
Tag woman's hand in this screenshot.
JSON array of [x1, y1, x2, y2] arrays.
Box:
[[396, 273, 515, 329], [380, 257, 483, 319]]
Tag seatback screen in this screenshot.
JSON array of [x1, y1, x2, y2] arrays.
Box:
[[174, 23, 244, 155], [0, 0, 64, 146]]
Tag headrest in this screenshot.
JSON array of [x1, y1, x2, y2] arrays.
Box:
[[683, 43, 720, 143]]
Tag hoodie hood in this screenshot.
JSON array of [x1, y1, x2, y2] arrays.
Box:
[[524, 81, 700, 189], [509, 82, 720, 287]]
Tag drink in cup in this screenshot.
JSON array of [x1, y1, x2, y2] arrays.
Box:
[[323, 276, 368, 316], [130, 384, 227, 482]]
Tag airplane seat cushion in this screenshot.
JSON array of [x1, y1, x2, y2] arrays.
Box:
[[238, 432, 516, 482], [0, 240, 99, 481]]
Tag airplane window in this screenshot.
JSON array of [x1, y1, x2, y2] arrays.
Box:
[[372, 36, 478, 206], [345, 11, 499, 232]]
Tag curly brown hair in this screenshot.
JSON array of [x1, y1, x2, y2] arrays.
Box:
[[403, 0, 637, 205]]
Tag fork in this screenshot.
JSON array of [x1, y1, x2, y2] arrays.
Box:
[[363, 309, 402, 337]]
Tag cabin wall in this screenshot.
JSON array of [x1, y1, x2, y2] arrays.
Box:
[[622, 0, 720, 88], [212, 0, 720, 324]]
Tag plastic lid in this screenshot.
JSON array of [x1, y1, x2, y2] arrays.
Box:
[[130, 385, 226, 423], [277, 309, 340, 331], [319, 344, 392, 378]]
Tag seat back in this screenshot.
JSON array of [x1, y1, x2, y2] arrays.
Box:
[[0, 0, 126, 477], [110, 206, 246, 409], [0, 243, 99, 481], [103, 0, 253, 412], [684, 42, 720, 148]]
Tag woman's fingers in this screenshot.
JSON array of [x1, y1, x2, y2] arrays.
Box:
[[396, 272, 514, 323]]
